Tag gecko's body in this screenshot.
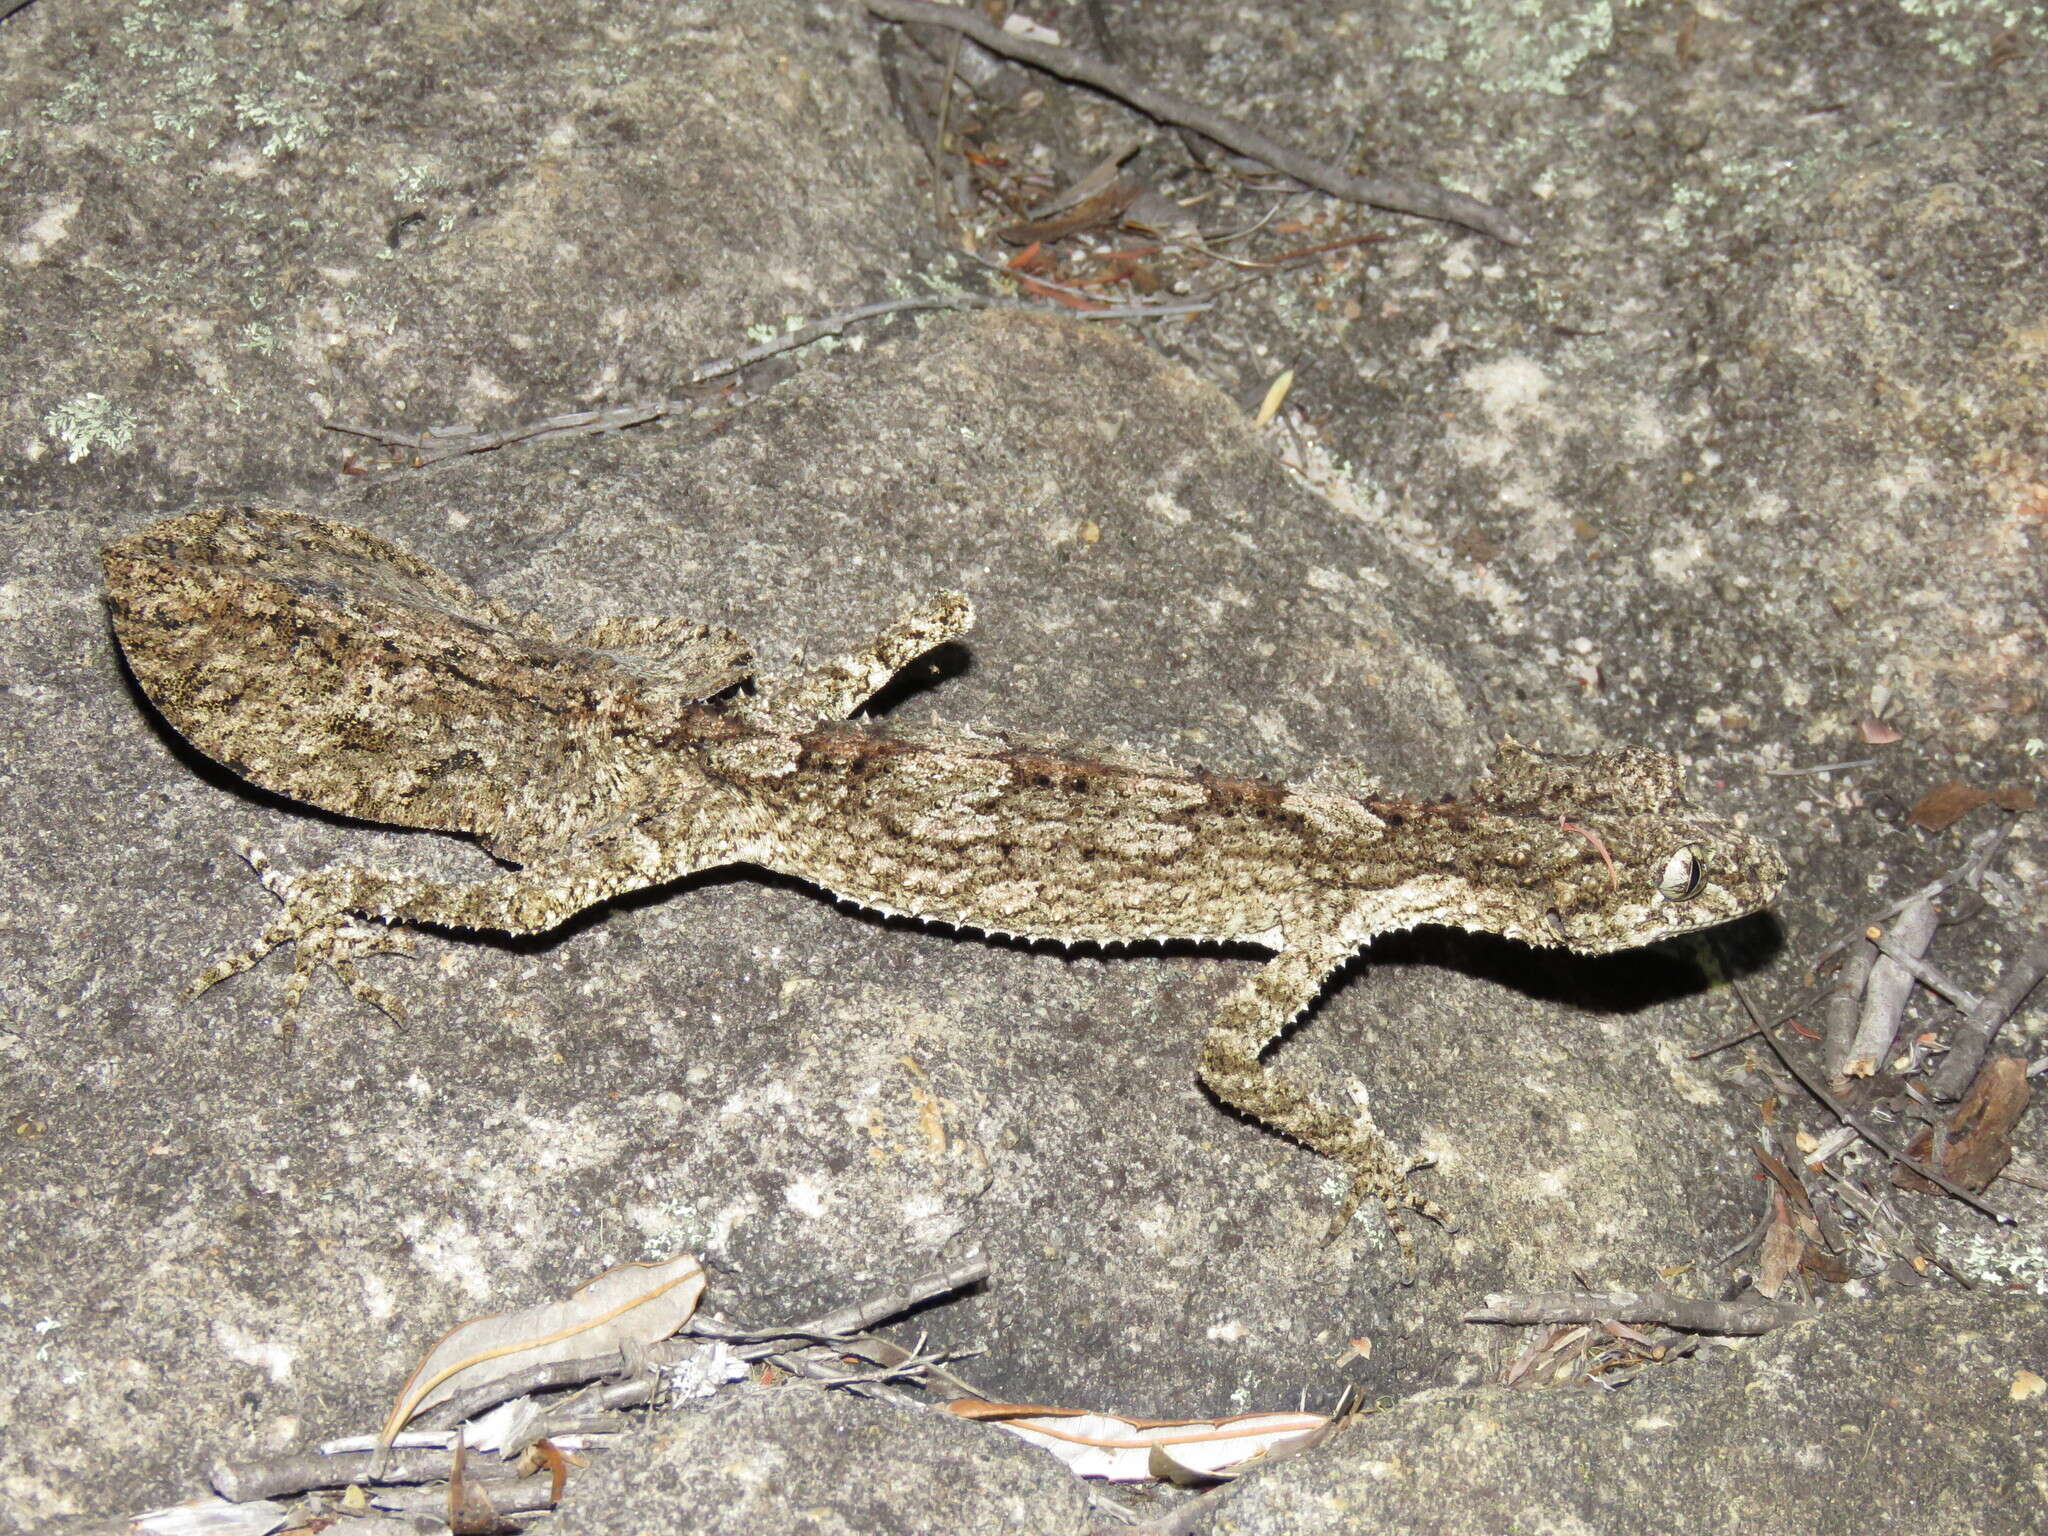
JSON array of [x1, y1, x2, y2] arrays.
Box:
[[104, 506, 1786, 1264]]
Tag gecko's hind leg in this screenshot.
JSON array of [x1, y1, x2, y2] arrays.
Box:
[[1195, 939, 1454, 1280], [743, 591, 974, 727], [189, 816, 746, 1040]]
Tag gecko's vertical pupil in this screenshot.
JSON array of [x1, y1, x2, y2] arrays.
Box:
[[1658, 845, 1705, 901]]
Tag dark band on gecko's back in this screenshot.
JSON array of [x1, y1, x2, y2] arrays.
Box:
[[103, 506, 1787, 1271]]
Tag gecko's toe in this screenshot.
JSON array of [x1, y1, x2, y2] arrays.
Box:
[[1325, 1160, 1455, 1279], [188, 845, 416, 1036]]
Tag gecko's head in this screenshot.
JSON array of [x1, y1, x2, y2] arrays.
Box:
[[1449, 740, 1786, 955]]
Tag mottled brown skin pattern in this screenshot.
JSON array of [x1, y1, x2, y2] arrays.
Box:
[[104, 506, 1787, 1270]]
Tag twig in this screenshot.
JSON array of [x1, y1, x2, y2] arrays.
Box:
[[878, 26, 974, 224], [1712, 1208, 1775, 1266], [328, 295, 1001, 463], [680, 296, 1001, 383], [1729, 980, 2012, 1224], [1119, 1484, 1234, 1536], [1780, 1125, 1849, 1258], [1866, 930, 1983, 1014], [1929, 929, 2048, 1101], [1998, 1162, 2048, 1192], [755, 1252, 991, 1340], [1809, 819, 2015, 969], [365, 1473, 560, 1522], [328, 287, 1205, 467], [973, 249, 1214, 317], [212, 1255, 992, 1505], [1464, 1288, 1815, 1335], [417, 1252, 990, 1430], [1689, 980, 1832, 1058], [1817, 1164, 1974, 1288], [214, 1445, 522, 1503], [1841, 898, 1939, 1077], [773, 1341, 979, 1391], [1761, 759, 1877, 776], [861, 0, 1524, 243]]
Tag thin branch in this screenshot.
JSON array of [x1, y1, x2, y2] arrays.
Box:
[[326, 295, 1004, 464], [1688, 980, 1832, 1058], [415, 1252, 990, 1431], [1781, 1124, 1850, 1259], [1820, 935, 1877, 1078], [364, 1473, 560, 1522], [213, 1445, 522, 1503], [1866, 929, 1983, 1014], [759, 1252, 990, 1340], [1712, 1207, 1775, 1266], [1464, 1288, 1816, 1335], [680, 296, 996, 384], [326, 287, 1205, 467], [862, 0, 1524, 244], [212, 1256, 992, 1505], [1817, 1163, 1974, 1289]]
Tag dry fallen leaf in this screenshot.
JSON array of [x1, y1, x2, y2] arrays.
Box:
[[1908, 781, 1993, 832], [1858, 716, 1903, 745], [947, 1399, 1330, 1482], [1252, 369, 1295, 428], [1755, 1197, 1805, 1300], [380, 1253, 705, 1450], [996, 180, 1140, 245], [129, 1500, 290, 1536]]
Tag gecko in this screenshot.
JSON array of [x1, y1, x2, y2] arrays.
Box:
[[103, 505, 1786, 1267]]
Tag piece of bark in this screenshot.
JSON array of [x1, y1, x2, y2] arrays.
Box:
[[1895, 1057, 2030, 1196], [1822, 936, 1880, 1078], [1842, 899, 1939, 1077]]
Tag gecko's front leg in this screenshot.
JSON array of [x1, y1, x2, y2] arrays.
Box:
[[191, 817, 747, 1036], [1195, 938, 1453, 1277]]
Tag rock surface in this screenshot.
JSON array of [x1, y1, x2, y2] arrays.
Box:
[[550, 1389, 1094, 1536], [1203, 1292, 2048, 1536], [2, 0, 2040, 1531]]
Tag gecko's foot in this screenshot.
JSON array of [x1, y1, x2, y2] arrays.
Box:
[[185, 842, 416, 1038], [1325, 1152, 1456, 1284]]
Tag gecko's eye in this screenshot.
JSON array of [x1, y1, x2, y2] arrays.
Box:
[[1658, 845, 1705, 902]]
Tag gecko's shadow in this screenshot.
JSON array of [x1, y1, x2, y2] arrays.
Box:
[[613, 861, 1786, 1029], [1345, 909, 1786, 1016], [854, 638, 973, 716]]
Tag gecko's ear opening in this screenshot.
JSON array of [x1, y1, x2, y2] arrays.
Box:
[[1474, 739, 1687, 815]]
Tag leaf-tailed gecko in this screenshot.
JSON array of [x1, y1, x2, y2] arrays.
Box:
[[104, 505, 1786, 1266]]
